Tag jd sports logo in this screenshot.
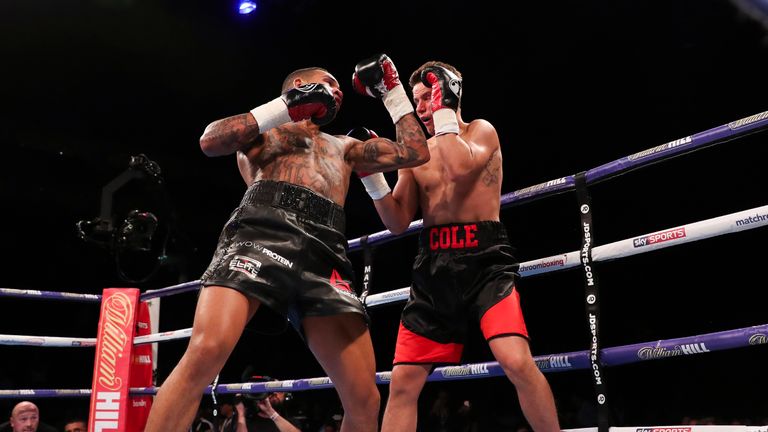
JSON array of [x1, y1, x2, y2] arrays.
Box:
[[330, 269, 352, 293]]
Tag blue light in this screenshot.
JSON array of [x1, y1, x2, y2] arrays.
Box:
[[238, 0, 257, 14]]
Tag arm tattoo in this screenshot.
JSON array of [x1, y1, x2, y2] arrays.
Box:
[[206, 114, 261, 151], [354, 115, 427, 170], [395, 121, 423, 163], [482, 149, 501, 186], [363, 141, 379, 162]]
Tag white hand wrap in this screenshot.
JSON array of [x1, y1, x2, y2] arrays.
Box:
[[249, 97, 292, 132], [382, 84, 414, 124], [360, 172, 391, 200], [432, 108, 460, 136]]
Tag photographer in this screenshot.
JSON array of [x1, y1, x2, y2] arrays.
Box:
[[227, 378, 301, 432]]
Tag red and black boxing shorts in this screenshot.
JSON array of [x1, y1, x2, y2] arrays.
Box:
[[394, 221, 528, 366], [200, 181, 366, 332]]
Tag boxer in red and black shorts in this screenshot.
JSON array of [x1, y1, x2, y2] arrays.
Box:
[[359, 61, 560, 432], [395, 221, 527, 365]]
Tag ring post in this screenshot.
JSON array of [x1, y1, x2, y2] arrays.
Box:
[[88, 288, 140, 432]]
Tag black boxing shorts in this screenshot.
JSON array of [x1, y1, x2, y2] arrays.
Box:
[[394, 221, 528, 365], [200, 180, 366, 329]]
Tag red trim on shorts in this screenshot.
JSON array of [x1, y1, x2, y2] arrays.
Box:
[[393, 322, 463, 365], [480, 288, 528, 340]]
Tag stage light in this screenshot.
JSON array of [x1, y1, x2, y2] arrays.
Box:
[[238, 0, 257, 14]]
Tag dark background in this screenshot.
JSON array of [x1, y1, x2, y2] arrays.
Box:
[[1, 0, 767, 429]]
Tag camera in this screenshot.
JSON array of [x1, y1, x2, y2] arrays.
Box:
[[234, 375, 274, 405]]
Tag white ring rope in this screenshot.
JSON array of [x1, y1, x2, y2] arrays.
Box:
[[1, 203, 765, 346]]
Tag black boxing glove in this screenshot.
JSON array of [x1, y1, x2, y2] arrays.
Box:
[[352, 54, 414, 124], [347, 127, 391, 200], [346, 126, 379, 141], [249, 83, 338, 131], [421, 66, 462, 135]]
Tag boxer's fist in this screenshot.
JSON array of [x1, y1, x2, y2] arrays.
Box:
[[347, 127, 380, 177], [281, 83, 338, 126], [352, 54, 403, 99], [351, 54, 414, 124], [421, 66, 462, 112], [347, 127, 390, 200]]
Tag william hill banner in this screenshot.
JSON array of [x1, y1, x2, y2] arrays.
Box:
[[89, 288, 140, 432]]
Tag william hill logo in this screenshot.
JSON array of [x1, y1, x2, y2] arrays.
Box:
[[440, 364, 489, 378], [308, 378, 332, 387]]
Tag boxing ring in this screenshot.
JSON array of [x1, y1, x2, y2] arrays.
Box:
[[2, 109, 767, 431]]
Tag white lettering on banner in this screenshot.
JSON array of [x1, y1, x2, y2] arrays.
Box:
[[728, 110, 768, 130], [94, 391, 120, 432], [749, 334, 767, 345], [513, 177, 566, 197], [680, 343, 710, 355], [546, 177, 566, 187], [363, 266, 371, 293], [588, 313, 601, 384], [266, 380, 293, 390], [637, 343, 711, 360], [549, 355, 572, 368], [627, 136, 693, 161], [581, 223, 594, 286], [308, 378, 332, 387], [440, 364, 489, 378]]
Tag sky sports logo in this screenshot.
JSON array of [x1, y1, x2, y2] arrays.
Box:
[[635, 428, 692, 432], [633, 228, 686, 248]]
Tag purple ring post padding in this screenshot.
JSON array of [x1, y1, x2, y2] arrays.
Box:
[[4, 322, 763, 398]]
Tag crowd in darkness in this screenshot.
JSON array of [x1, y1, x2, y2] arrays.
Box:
[[4, 383, 768, 432]]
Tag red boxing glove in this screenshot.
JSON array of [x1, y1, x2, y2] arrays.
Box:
[[420, 66, 462, 113], [420, 66, 462, 135]]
